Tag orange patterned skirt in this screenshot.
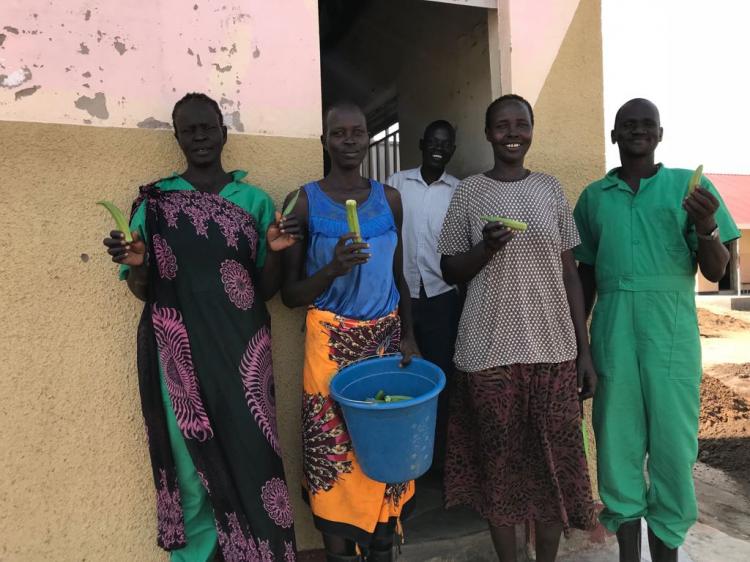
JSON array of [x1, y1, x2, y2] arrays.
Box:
[[302, 307, 415, 546]]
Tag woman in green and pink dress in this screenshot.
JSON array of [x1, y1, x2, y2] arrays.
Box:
[[103, 93, 299, 562]]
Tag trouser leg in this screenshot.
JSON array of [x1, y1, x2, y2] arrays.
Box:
[[411, 287, 460, 470], [639, 291, 701, 549], [591, 293, 648, 534], [643, 378, 699, 550], [593, 371, 649, 532], [323, 534, 360, 561]]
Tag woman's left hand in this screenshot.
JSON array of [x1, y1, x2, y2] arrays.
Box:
[[577, 352, 598, 400], [267, 211, 303, 252], [399, 335, 421, 367]]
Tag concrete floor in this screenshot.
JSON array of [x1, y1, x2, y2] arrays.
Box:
[[399, 463, 750, 562]]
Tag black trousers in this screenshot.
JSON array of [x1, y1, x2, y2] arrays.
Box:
[[411, 286, 461, 470]]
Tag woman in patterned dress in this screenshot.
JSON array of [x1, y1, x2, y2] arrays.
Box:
[[437, 94, 598, 562], [103, 93, 299, 562], [281, 101, 420, 562]]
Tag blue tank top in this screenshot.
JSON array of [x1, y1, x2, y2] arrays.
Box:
[[304, 180, 400, 320]]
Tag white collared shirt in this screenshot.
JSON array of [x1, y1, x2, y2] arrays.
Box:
[[387, 167, 460, 298]]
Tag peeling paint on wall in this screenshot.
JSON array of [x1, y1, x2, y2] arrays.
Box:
[[226, 110, 244, 132], [14, 85, 40, 100], [0, 67, 32, 88], [113, 38, 127, 55], [0, 0, 322, 137], [136, 116, 170, 129], [4, 26, 20, 35], [74, 92, 109, 119]]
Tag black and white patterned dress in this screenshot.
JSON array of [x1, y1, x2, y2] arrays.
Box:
[[436, 172, 596, 533], [437, 172, 580, 371]]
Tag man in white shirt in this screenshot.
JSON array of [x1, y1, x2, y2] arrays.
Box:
[[387, 120, 461, 473]]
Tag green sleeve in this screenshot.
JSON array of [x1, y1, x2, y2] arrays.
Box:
[[686, 177, 742, 251], [573, 189, 597, 265], [118, 200, 148, 280], [246, 188, 277, 269]]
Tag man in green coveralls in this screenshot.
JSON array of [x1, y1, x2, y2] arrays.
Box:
[[574, 98, 740, 562]]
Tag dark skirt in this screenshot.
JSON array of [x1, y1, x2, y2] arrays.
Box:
[[444, 360, 597, 534]]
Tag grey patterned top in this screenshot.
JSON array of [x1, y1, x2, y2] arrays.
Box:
[[437, 172, 580, 372]]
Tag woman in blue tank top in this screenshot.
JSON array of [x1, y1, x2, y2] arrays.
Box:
[[281, 102, 419, 562]]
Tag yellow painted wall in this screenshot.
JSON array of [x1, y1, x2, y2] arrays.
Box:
[[524, 0, 605, 494], [0, 121, 321, 560], [526, 0, 605, 203]]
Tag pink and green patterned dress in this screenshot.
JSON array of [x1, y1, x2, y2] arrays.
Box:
[[121, 171, 296, 562]]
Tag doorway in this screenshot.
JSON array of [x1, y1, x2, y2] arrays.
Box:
[[318, 0, 497, 181], [317, 0, 500, 552]]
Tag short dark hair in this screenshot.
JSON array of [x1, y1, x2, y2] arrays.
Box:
[[423, 120, 456, 143], [485, 94, 534, 128], [172, 92, 224, 130], [322, 100, 366, 136], [614, 98, 660, 127]]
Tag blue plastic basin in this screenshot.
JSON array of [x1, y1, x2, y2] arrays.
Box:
[[329, 355, 446, 483]]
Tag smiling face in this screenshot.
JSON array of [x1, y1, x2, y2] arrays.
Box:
[[173, 99, 227, 167], [419, 125, 456, 170], [322, 105, 369, 171], [611, 98, 663, 158], [485, 99, 533, 165]]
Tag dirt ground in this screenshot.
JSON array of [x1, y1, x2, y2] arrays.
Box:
[[697, 307, 750, 480]]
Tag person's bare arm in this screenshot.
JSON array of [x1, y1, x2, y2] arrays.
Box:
[[684, 187, 730, 282], [384, 185, 420, 366], [104, 230, 148, 301], [563, 251, 596, 399], [280, 190, 369, 308], [440, 222, 514, 285]]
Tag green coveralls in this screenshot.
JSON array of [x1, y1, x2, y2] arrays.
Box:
[[573, 165, 740, 548]]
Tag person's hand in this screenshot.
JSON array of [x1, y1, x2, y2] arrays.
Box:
[[103, 230, 146, 266], [399, 335, 421, 367], [326, 233, 370, 277], [683, 187, 719, 235], [577, 351, 598, 401], [267, 211, 302, 252], [482, 221, 514, 254]]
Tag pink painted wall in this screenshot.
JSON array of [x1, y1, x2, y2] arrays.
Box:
[[499, 0, 581, 104], [0, 0, 322, 137]]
